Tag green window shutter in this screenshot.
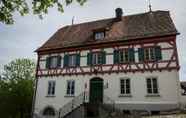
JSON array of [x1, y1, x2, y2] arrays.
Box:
[[129, 48, 135, 62], [87, 52, 92, 65], [155, 46, 162, 61], [138, 48, 144, 62], [76, 54, 80, 66], [63, 54, 69, 67], [113, 50, 119, 64], [46, 57, 50, 69], [57, 56, 61, 68], [102, 51, 106, 64]]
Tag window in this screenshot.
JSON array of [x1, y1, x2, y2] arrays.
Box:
[[66, 80, 75, 96], [47, 81, 56, 96], [92, 53, 102, 65], [144, 48, 155, 61], [119, 50, 129, 63], [146, 78, 159, 94], [114, 48, 135, 64], [68, 55, 77, 67], [94, 32, 105, 40], [46, 56, 61, 69], [138, 46, 162, 62], [63, 54, 80, 67], [87, 52, 106, 65], [120, 79, 131, 94], [43, 107, 55, 116]]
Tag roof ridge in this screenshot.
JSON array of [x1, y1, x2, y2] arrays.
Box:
[[59, 10, 169, 29]]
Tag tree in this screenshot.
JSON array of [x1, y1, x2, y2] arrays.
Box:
[[0, 58, 36, 118], [0, 0, 87, 24]]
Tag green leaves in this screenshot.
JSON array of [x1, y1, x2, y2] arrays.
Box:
[[0, 59, 36, 117], [0, 0, 87, 24]]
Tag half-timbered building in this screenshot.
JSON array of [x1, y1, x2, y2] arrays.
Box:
[[33, 8, 181, 118]]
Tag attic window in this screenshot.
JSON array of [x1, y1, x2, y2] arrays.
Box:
[[94, 31, 105, 40]]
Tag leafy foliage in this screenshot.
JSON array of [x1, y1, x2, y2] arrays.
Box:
[[0, 0, 87, 24], [0, 58, 36, 118]]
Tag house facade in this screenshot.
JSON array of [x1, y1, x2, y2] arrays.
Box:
[[33, 8, 181, 118]]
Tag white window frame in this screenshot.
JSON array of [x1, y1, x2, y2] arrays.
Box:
[[95, 32, 105, 40], [66, 80, 75, 96], [146, 77, 159, 95], [50, 56, 58, 68], [92, 52, 102, 65], [120, 78, 131, 95], [47, 81, 56, 96], [68, 55, 77, 67], [119, 50, 129, 63], [144, 47, 156, 61]]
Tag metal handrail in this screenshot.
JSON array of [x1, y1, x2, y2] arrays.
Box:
[[58, 92, 85, 118]]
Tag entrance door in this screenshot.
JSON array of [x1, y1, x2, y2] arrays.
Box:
[[89, 78, 103, 103]]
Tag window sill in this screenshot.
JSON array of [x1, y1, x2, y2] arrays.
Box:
[[64, 95, 75, 98], [46, 95, 56, 98], [145, 94, 160, 97], [119, 94, 132, 97]]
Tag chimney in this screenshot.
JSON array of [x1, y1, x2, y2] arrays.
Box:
[[115, 8, 123, 21]]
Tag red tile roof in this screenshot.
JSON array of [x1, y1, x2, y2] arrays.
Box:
[[36, 10, 178, 52]]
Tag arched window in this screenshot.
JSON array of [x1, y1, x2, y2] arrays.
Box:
[[43, 107, 55, 116]]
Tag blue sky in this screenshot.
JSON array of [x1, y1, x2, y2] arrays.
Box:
[[0, 0, 186, 80]]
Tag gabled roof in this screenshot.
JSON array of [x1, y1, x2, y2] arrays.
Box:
[[36, 10, 178, 52]]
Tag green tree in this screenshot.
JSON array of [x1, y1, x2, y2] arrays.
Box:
[[0, 0, 87, 24], [0, 58, 36, 118]]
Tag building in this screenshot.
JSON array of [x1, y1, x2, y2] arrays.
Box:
[[33, 8, 181, 118]]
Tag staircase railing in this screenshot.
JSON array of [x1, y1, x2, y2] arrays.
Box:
[[58, 92, 85, 118]]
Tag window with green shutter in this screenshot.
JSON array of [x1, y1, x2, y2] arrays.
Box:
[[87, 51, 106, 65], [115, 48, 135, 64], [87, 52, 92, 65], [102, 51, 106, 64], [46, 57, 50, 69], [138, 46, 162, 62], [113, 50, 119, 64], [129, 48, 135, 62], [63, 54, 69, 67], [138, 48, 144, 62], [76, 54, 80, 66], [46, 56, 61, 69], [155, 46, 162, 61]]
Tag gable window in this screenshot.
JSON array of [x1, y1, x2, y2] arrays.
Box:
[[46, 56, 61, 69], [63, 54, 80, 67], [114, 48, 135, 64], [87, 51, 106, 65], [146, 78, 159, 94], [138, 46, 162, 62], [94, 32, 105, 40], [47, 81, 56, 96], [66, 80, 75, 96], [120, 78, 131, 94]]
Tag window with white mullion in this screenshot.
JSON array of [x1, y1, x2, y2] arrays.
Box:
[[50, 57, 58, 68], [120, 79, 131, 95], [146, 78, 158, 94], [92, 53, 102, 65], [144, 48, 156, 61], [119, 50, 129, 63], [47, 81, 56, 96], [66, 80, 75, 96], [68, 55, 76, 67]]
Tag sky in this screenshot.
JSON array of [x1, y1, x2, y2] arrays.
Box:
[[0, 0, 186, 80]]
